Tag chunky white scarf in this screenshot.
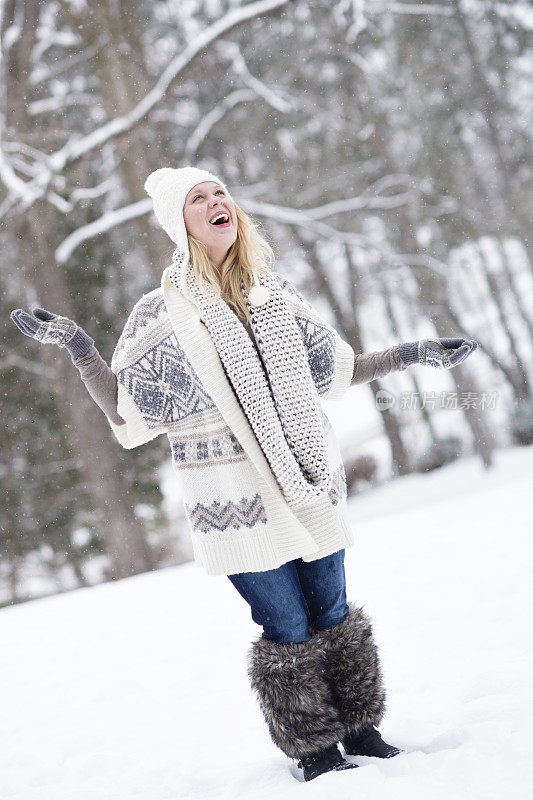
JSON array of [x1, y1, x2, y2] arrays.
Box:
[[168, 248, 332, 510]]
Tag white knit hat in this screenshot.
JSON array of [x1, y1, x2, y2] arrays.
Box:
[[144, 165, 232, 250], [144, 165, 270, 307]]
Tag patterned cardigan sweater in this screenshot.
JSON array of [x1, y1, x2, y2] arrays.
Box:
[[74, 266, 407, 577]]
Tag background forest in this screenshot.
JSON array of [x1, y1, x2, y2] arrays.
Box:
[[1, 0, 532, 606]]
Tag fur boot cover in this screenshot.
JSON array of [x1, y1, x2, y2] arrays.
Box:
[[310, 601, 386, 738], [246, 635, 346, 759]]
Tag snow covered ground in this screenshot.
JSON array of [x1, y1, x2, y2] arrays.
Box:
[[1, 444, 532, 800]]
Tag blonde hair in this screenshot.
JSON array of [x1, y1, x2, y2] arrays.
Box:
[[186, 203, 275, 323]]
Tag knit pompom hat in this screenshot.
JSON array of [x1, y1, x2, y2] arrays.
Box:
[[144, 165, 269, 306]]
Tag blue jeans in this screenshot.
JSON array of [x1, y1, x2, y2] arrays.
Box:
[[227, 549, 349, 644]]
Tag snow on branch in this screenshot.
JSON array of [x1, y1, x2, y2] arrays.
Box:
[[55, 198, 152, 263], [490, 1, 533, 30], [249, 175, 426, 222], [28, 92, 96, 117], [55, 175, 424, 255], [30, 35, 108, 85], [46, 0, 293, 174], [185, 89, 256, 159], [216, 40, 294, 113], [0, 145, 45, 207], [56, 176, 419, 262], [367, 2, 454, 15], [242, 194, 449, 277], [242, 197, 405, 253]]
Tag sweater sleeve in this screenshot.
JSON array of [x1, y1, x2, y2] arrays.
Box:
[[72, 345, 126, 425], [351, 344, 408, 385]]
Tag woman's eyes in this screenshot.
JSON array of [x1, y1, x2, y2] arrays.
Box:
[[193, 190, 225, 202]]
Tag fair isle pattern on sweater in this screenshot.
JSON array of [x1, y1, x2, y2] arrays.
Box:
[[116, 331, 216, 427], [169, 419, 246, 469], [110, 264, 349, 489], [185, 493, 268, 533]]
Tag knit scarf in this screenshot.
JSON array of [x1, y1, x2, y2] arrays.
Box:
[[168, 248, 332, 510]]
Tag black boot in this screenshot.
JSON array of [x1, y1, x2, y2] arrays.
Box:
[[297, 743, 359, 781], [343, 724, 402, 758]]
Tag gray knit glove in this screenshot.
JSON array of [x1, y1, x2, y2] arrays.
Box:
[[398, 337, 478, 369], [10, 306, 94, 360]]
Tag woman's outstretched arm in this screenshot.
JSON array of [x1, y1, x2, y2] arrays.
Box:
[[350, 344, 407, 385], [72, 345, 125, 425], [350, 337, 478, 386]]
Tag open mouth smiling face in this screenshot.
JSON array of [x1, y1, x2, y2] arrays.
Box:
[[184, 182, 236, 236], [182, 181, 238, 266]]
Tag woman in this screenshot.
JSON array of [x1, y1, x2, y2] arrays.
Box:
[[11, 166, 477, 781]]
